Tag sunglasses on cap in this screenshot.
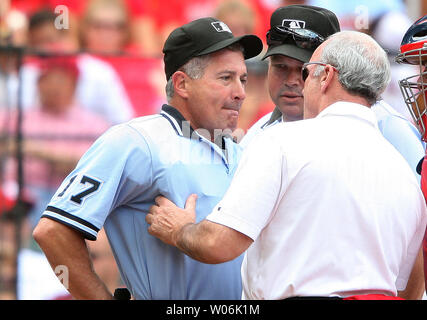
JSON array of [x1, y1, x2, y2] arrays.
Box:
[[266, 26, 325, 50], [301, 62, 338, 82]]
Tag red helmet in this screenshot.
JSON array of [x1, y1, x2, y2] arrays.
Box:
[[396, 14, 427, 140]]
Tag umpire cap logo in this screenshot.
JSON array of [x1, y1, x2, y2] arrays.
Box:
[[282, 19, 306, 29], [211, 21, 232, 33]]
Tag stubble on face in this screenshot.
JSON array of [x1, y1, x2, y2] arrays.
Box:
[[268, 55, 304, 121]]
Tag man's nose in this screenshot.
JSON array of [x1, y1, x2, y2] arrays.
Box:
[[287, 68, 304, 86], [233, 79, 246, 101]]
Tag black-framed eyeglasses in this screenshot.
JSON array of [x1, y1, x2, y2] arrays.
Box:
[[301, 62, 338, 82], [266, 26, 325, 50]]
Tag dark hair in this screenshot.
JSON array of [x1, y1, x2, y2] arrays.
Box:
[[29, 9, 56, 31]]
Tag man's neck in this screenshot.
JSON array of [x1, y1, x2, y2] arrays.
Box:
[[317, 92, 371, 117]]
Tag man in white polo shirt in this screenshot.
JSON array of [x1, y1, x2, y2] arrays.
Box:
[[146, 31, 427, 300]]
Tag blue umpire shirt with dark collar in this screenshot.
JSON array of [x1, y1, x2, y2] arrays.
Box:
[[42, 104, 244, 300]]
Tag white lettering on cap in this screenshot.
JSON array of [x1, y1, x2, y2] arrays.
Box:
[[282, 19, 306, 28], [211, 21, 232, 33]]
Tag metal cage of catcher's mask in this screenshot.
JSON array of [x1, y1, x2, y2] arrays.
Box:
[[397, 44, 427, 140]]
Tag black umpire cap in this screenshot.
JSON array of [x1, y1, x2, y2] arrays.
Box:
[[163, 17, 263, 80], [263, 5, 340, 62]]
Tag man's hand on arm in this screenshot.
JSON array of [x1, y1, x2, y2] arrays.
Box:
[[146, 194, 253, 264], [146, 194, 197, 247]]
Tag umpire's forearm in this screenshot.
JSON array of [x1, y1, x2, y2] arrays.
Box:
[[33, 218, 113, 300]]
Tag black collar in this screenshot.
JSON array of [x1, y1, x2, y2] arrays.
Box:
[[266, 107, 283, 125], [260, 106, 283, 129], [161, 104, 196, 138]]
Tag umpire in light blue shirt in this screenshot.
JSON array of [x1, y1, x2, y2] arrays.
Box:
[[33, 17, 263, 300]]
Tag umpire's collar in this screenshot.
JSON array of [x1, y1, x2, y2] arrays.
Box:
[[266, 106, 283, 126], [160, 104, 233, 151], [160, 104, 196, 139]]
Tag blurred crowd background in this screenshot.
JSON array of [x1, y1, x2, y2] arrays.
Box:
[[0, 0, 425, 300]]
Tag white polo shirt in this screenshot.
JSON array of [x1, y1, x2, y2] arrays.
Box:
[[207, 101, 427, 300]]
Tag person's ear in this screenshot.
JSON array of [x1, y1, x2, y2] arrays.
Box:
[[172, 71, 190, 99], [319, 65, 336, 94]]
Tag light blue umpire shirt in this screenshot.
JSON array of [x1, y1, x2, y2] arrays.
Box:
[[41, 104, 244, 300]]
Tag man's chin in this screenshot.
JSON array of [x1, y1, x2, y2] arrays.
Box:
[[277, 105, 303, 122], [221, 116, 239, 133]]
